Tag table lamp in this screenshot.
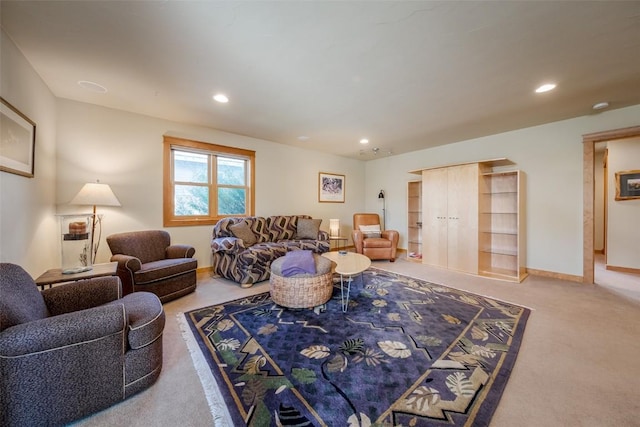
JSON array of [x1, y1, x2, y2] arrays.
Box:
[[329, 219, 340, 237], [70, 180, 121, 263]]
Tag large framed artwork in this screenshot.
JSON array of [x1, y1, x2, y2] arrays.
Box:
[[318, 172, 345, 203], [0, 97, 36, 178], [615, 170, 640, 201]]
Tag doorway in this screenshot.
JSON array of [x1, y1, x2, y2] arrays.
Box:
[[582, 125, 640, 284]]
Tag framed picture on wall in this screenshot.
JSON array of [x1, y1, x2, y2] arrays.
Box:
[[318, 172, 345, 203], [0, 97, 36, 178], [615, 170, 640, 201]]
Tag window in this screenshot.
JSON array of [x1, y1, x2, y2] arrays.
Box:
[[163, 136, 255, 226]]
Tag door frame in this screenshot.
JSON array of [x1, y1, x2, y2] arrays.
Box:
[[582, 125, 640, 283]]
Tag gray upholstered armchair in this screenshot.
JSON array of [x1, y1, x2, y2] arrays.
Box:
[[107, 230, 197, 303], [0, 263, 165, 427]]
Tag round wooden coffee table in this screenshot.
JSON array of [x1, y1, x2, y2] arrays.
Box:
[[322, 252, 371, 312]]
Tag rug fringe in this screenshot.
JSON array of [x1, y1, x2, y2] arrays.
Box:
[[369, 266, 536, 311], [177, 312, 235, 427]]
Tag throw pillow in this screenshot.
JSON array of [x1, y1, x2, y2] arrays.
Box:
[[296, 218, 322, 240], [229, 221, 257, 246], [359, 224, 381, 238]]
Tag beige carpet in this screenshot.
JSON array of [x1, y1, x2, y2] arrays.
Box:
[[73, 259, 640, 427]]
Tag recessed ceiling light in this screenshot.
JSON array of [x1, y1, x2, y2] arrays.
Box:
[[535, 83, 556, 93], [593, 101, 610, 110], [213, 94, 229, 103], [297, 136, 310, 142], [360, 138, 369, 144], [78, 80, 107, 93]]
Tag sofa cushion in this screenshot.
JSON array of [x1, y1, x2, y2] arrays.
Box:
[[359, 224, 382, 238], [134, 258, 197, 285], [268, 215, 310, 241], [229, 221, 257, 246], [236, 242, 288, 266], [362, 237, 392, 248], [213, 217, 270, 243], [296, 218, 322, 239]]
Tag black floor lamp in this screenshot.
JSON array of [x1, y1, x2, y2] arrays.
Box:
[[378, 190, 386, 230]]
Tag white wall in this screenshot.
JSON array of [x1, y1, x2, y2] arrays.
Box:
[[365, 105, 640, 277], [606, 137, 640, 269], [594, 149, 605, 251], [0, 30, 58, 276], [55, 100, 365, 268]]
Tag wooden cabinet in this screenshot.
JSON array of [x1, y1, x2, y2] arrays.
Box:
[[410, 159, 526, 282], [479, 171, 527, 282], [407, 180, 422, 261], [421, 168, 447, 267], [422, 163, 481, 274]]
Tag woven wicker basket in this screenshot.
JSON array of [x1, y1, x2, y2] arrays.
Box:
[[270, 271, 333, 308]]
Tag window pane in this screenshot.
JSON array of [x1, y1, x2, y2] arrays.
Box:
[[217, 157, 245, 185], [174, 150, 208, 183], [218, 188, 245, 215], [175, 185, 209, 215]]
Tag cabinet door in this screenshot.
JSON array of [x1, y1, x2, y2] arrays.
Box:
[[422, 168, 448, 267], [447, 164, 479, 273]]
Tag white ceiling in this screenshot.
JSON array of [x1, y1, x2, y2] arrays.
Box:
[[2, 1, 640, 160]]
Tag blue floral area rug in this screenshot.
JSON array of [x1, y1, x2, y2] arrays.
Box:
[[180, 268, 530, 426]]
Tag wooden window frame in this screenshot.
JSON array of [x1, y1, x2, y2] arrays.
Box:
[[163, 136, 255, 227]]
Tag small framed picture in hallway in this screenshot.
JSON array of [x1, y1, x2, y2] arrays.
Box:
[[615, 170, 640, 200]]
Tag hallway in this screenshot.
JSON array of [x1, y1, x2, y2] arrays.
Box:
[[595, 253, 640, 302]]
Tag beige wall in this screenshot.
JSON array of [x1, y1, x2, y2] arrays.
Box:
[[365, 104, 640, 277], [606, 137, 640, 269], [0, 30, 58, 276], [54, 100, 366, 269]]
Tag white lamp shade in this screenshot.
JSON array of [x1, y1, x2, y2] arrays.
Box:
[[329, 219, 340, 237], [70, 182, 121, 207]]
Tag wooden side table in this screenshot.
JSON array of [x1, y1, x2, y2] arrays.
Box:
[[35, 262, 118, 290], [329, 236, 348, 251]]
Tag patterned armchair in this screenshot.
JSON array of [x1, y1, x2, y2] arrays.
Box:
[[211, 215, 330, 287], [107, 230, 197, 303], [0, 263, 165, 427]]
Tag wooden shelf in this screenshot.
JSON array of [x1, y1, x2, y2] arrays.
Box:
[[478, 170, 526, 282], [407, 180, 422, 263]]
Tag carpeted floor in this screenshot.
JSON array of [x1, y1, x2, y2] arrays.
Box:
[[180, 268, 530, 426], [72, 259, 640, 427]]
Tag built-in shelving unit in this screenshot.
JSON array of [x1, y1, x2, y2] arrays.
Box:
[[407, 180, 422, 262], [410, 158, 527, 283], [478, 170, 527, 282]]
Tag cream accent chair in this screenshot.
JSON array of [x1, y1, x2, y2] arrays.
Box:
[[352, 213, 399, 262]]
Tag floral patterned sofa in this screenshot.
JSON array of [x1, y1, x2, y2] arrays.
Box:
[[211, 215, 330, 287]]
